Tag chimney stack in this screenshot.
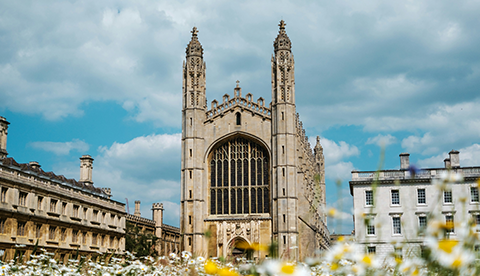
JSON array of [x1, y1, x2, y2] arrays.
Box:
[[134, 200, 141, 216], [80, 155, 94, 185], [444, 158, 451, 169], [400, 153, 410, 169], [449, 150, 460, 168], [0, 116, 10, 159]]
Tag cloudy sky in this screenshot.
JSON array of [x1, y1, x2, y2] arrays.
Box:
[[1, 0, 480, 234]]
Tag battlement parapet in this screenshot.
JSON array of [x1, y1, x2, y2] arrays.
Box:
[[152, 202, 164, 209], [206, 91, 271, 121], [125, 214, 155, 226]]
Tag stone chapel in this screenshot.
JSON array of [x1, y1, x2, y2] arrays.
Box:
[[180, 21, 329, 260]]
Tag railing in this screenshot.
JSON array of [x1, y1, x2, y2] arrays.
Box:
[[352, 167, 480, 181]]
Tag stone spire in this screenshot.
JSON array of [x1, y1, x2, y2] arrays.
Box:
[[274, 20, 291, 52], [314, 136, 323, 154], [186, 27, 203, 57]]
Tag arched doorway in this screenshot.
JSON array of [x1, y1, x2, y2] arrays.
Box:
[[228, 237, 251, 259]]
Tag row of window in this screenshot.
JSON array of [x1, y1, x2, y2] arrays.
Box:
[[1, 187, 118, 224], [0, 219, 118, 247], [365, 186, 480, 206], [366, 214, 461, 236]]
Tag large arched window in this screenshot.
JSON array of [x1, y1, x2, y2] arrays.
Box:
[[210, 137, 270, 215]]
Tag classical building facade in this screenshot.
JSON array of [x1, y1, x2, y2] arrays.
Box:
[[125, 201, 180, 255], [0, 116, 126, 261], [180, 22, 329, 260], [350, 151, 480, 260]]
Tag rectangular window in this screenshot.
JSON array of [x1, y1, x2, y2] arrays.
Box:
[[50, 199, 57, 212], [367, 246, 376, 254], [92, 234, 97, 245], [366, 224, 375, 235], [419, 216, 427, 230], [73, 205, 79, 217], [475, 214, 480, 226], [49, 226, 56, 240], [37, 196, 43, 210], [19, 192, 27, 206], [391, 190, 400, 205], [393, 217, 402, 234], [417, 189, 426, 204], [472, 187, 479, 203], [189, 215, 192, 225], [1, 187, 7, 202], [17, 222, 26, 236], [0, 219, 6, 234], [446, 215, 454, 233], [82, 232, 87, 244], [395, 247, 403, 260], [83, 208, 87, 219], [365, 190, 374, 206], [444, 191, 452, 203], [93, 210, 98, 221], [62, 203, 67, 215]]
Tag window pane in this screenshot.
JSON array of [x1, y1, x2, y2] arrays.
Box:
[[231, 189, 236, 214], [243, 188, 249, 214], [251, 188, 257, 213], [366, 191, 373, 206], [391, 190, 400, 205], [264, 188, 270, 213], [472, 187, 479, 202], [393, 217, 401, 234], [217, 190, 223, 215], [417, 189, 426, 204], [237, 188, 243, 214]]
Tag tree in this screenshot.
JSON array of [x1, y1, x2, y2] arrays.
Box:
[[125, 221, 159, 257]]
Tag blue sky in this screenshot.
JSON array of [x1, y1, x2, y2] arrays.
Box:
[[1, 0, 480, 234]]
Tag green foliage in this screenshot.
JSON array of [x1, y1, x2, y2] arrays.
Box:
[[125, 221, 159, 257]]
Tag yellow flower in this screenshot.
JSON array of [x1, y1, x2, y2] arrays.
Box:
[[327, 208, 337, 217], [438, 239, 459, 253], [330, 262, 339, 270], [204, 260, 218, 275], [362, 255, 372, 266], [281, 263, 295, 274], [218, 267, 239, 276]]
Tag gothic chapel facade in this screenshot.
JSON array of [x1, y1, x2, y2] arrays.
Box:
[[180, 21, 329, 260]]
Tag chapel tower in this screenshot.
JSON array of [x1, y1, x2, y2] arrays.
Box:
[[179, 22, 329, 260], [181, 27, 207, 252], [271, 20, 299, 258]]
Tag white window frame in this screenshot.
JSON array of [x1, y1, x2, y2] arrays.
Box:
[[471, 186, 479, 203], [391, 189, 400, 205], [392, 217, 402, 235], [417, 188, 426, 205], [443, 190, 453, 204], [365, 190, 374, 206]]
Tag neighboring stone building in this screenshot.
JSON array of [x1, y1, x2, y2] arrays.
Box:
[[180, 21, 329, 260], [350, 151, 480, 260], [125, 201, 180, 255], [0, 116, 126, 261]]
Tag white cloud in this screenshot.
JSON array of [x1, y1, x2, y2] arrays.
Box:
[[366, 134, 397, 148], [29, 139, 89, 155], [326, 161, 356, 182], [326, 194, 354, 234], [315, 138, 360, 164], [54, 133, 182, 226], [417, 143, 480, 168]]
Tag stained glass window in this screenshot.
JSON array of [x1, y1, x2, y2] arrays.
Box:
[[209, 137, 270, 215]]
